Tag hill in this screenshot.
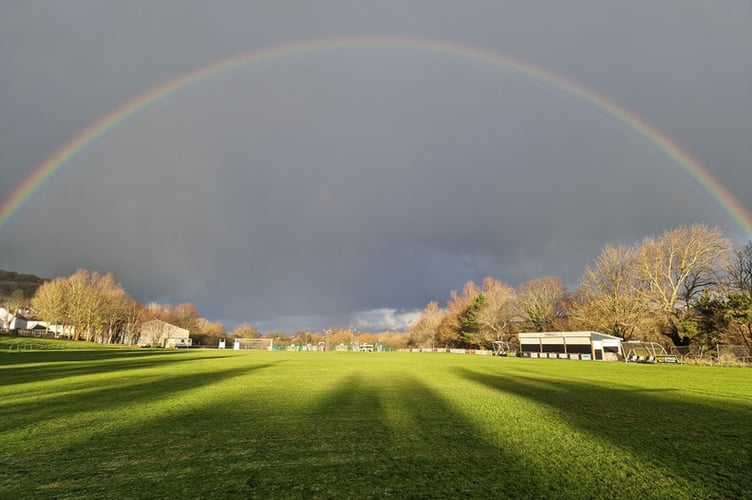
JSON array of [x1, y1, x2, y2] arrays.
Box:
[[0, 269, 47, 301]]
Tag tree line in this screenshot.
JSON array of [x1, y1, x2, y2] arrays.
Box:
[[407, 224, 752, 350], [2, 223, 750, 351], [0, 268, 234, 345], [0, 268, 405, 348]]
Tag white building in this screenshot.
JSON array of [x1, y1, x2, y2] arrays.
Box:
[[518, 331, 623, 361], [137, 319, 192, 348], [7, 315, 71, 337]]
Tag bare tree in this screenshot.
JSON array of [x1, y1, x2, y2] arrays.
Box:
[[4, 289, 28, 315], [633, 224, 731, 345], [515, 277, 568, 332], [31, 269, 136, 343], [728, 241, 752, 296], [173, 302, 200, 333], [570, 244, 647, 340], [143, 302, 177, 324], [121, 299, 144, 345], [31, 277, 69, 336], [407, 301, 445, 348], [65, 270, 118, 342], [95, 273, 133, 344], [476, 277, 517, 343], [231, 322, 262, 338]]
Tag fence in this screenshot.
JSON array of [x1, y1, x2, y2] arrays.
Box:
[[668, 344, 751, 366], [715, 345, 752, 366], [0, 341, 63, 351]]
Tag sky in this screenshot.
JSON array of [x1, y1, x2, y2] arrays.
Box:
[[1, 1, 750, 333]]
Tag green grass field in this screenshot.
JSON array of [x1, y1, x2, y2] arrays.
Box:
[[1, 344, 750, 499]]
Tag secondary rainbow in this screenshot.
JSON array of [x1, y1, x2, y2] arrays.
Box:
[[2, 36, 750, 238]]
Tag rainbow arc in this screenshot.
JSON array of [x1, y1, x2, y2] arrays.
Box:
[[1, 37, 750, 238]]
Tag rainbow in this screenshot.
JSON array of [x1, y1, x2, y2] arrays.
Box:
[[2, 36, 751, 238]]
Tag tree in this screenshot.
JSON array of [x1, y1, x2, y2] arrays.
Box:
[[722, 293, 752, 347], [691, 291, 752, 348], [728, 241, 752, 296], [329, 328, 351, 347], [143, 302, 177, 324], [192, 318, 227, 347], [231, 322, 262, 338], [31, 278, 69, 336], [120, 299, 144, 345], [64, 269, 95, 341], [373, 330, 409, 350], [437, 281, 482, 347], [570, 244, 646, 340], [4, 289, 28, 314], [31, 269, 136, 343], [96, 273, 133, 344], [407, 301, 445, 348], [436, 307, 462, 348], [476, 277, 517, 344], [633, 224, 731, 346], [357, 332, 375, 345], [515, 277, 567, 332], [690, 290, 729, 347], [459, 293, 486, 347], [173, 302, 200, 333]]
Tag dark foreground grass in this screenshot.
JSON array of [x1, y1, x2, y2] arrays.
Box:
[[1, 346, 750, 499]]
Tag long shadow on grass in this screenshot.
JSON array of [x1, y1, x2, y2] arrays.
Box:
[[0, 362, 276, 445], [459, 368, 752, 497], [0, 360, 279, 498], [238, 374, 551, 499], [0, 348, 185, 365], [0, 350, 230, 388]]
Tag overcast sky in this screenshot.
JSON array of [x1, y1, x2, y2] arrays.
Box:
[[1, 1, 750, 332]]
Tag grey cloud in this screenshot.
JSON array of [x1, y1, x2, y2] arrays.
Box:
[[1, 1, 749, 332]]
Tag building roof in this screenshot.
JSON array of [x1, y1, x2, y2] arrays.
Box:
[[517, 331, 623, 341], [141, 318, 189, 336]]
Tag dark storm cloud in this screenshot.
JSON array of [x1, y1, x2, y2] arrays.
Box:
[[1, 1, 750, 332]]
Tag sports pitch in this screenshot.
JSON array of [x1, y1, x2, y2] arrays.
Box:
[[1, 346, 750, 498]]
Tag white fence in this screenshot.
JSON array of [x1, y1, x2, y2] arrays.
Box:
[[399, 348, 493, 356]]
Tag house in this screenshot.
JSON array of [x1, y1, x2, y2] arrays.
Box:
[[517, 331, 623, 361], [137, 319, 192, 348], [8, 314, 71, 338]]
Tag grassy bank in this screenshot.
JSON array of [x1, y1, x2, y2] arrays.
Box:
[[1, 348, 750, 498]]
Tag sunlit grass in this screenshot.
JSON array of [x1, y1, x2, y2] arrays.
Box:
[[1, 344, 750, 498]]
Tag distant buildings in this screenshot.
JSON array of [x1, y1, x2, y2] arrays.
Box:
[[1, 307, 72, 338], [137, 319, 192, 348]]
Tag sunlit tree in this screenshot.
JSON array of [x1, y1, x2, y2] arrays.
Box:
[[437, 281, 482, 347], [633, 224, 731, 345], [515, 277, 567, 332], [31, 277, 69, 336], [476, 277, 517, 344], [173, 302, 200, 333], [407, 301, 445, 348], [570, 244, 646, 340], [231, 322, 262, 338]]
